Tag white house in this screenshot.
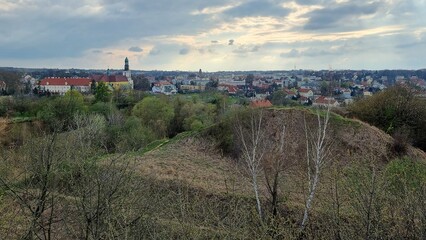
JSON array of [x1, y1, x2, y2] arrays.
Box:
[[152, 81, 177, 95], [313, 96, 340, 108], [39, 77, 91, 95], [298, 88, 314, 99]]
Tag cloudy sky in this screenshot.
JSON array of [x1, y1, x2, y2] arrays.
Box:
[[0, 0, 425, 71]]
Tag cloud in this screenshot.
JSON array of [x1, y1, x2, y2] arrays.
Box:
[[0, 0, 425, 70], [303, 2, 381, 30], [179, 48, 190, 55], [233, 45, 260, 54], [149, 48, 161, 56], [294, 0, 331, 6], [0, 0, 230, 59], [128, 46, 143, 52], [281, 44, 356, 58], [280, 49, 300, 58], [396, 41, 426, 49], [224, 0, 291, 18]]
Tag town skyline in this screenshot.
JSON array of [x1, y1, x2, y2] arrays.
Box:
[[1, 0, 425, 71]]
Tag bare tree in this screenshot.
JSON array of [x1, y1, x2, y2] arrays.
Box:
[[0, 132, 62, 240], [263, 124, 286, 217], [64, 113, 141, 239], [345, 160, 385, 239], [235, 108, 267, 220], [300, 107, 332, 233]]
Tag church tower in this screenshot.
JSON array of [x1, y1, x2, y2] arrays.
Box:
[[123, 57, 133, 89], [124, 57, 129, 71]]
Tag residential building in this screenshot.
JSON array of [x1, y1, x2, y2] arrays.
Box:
[[152, 81, 177, 95], [250, 99, 272, 108], [313, 96, 339, 108], [39, 77, 92, 94], [298, 88, 314, 99]]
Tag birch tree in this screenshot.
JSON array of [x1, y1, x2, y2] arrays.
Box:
[[235, 109, 267, 220], [0, 132, 62, 240], [300, 107, 332, 233]]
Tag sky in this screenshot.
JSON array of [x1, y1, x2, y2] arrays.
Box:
[[0, 0, 425, 71]]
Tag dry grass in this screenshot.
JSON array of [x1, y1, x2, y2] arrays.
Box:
[[132, 108, 426, 202], [135, 137, 252, 196], [0, 118, 9, 144]]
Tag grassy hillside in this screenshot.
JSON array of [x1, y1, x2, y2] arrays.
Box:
[[1, 107, 425, 239]]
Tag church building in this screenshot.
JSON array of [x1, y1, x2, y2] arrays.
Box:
[[91, 57, 134, 90], [39, 58, 134, 95]]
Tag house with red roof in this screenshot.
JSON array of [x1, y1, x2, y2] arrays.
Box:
[[283, 89, 297, 99], [218, 84, 239, 95], [313, 96, 339, 108], [39, 77, 92, 95], [90, 58, 134, 90], [39, 58, 133, 95], [250, 99, 273, 108], [298, 88, 314, 99], [91, 74, 131, 90]]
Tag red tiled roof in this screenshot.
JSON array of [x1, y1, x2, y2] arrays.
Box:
[[91, 74, 128, 83], [40, 77, 91, 86], [219, 84, 239, 93], [227, 85, 238, 93], [154, 81, 173, 86], [107, 75, 128, 83], [250, 99, 273, 108], [298, 88, 312, 93], [284, 89, 296, 95], [314, 96, 337, 104]]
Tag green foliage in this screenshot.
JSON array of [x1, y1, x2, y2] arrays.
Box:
[[385, 158, 426, 197], [132, 96, 174, 138], [133, 75, 151, 91], [343, 161, 386, 239], [382, 158, 426, 238], [117, 116, 156, 152], [37, 90, 87, 129], [94, 81, 112, 102], [0, 97, 9, 116], [181, 100, 216, 131], [89, 101, 117, 117], [269, 90, 300, 106], [320, 81, 330, 95], [0, 71, 20, 95], [349, 86, 426, 151]]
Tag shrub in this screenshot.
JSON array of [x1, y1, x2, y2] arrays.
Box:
[[132, 96, 174, 138]]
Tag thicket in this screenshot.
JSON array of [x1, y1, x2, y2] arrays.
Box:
[[0, 90, 228, 153], [348, 85, 426, 151]]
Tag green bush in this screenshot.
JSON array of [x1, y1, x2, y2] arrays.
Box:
[[348, 86, 426, 151], [117, 116, 156, 152], [89, 102, 117, 117], [132, 96, 174, 138]]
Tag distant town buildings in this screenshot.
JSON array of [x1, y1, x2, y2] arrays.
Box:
[[5, 63, 424, 104], [39, 58, 133, 94]]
